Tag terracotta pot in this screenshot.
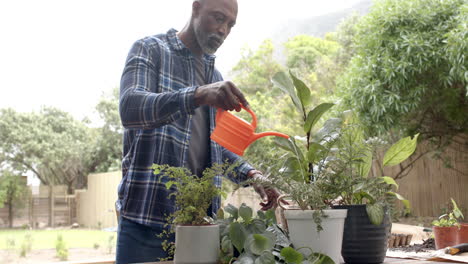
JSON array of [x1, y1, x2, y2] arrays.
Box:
[[457, 223, 468, 244], [433, 226, 458, 249]]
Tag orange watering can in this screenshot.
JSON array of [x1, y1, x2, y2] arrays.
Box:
[[211, 105, 289, 156]]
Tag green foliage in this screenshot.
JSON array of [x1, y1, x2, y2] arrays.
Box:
[[231, 40, 283, 96], [55, 234, 68, 261], [322, 116, 418, 225], [107, 234, 115, 254], [338, 0, 467, 147], [19, 233, 33, 258], [217, 203, 331, 264], [155, 163, 228, 225], [91, 87, 122, 172], [432, 198, 464, 227], [285, 35, 340, 71], [270, 71, 338, 213], [0, 170, 31, 227]]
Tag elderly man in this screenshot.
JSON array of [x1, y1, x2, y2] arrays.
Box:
[[116, 0, 282, 263]]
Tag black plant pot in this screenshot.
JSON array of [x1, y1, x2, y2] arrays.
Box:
[[333, 204, 391, 264]]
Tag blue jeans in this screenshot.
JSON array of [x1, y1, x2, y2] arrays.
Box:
[[116, 216, 174, 264]]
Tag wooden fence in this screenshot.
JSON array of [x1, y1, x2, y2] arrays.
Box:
[[383, 137, 468, 218], [76, 171, 121, 228]]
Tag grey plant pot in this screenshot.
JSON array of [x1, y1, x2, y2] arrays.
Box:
[[174, 224, 220, 264]]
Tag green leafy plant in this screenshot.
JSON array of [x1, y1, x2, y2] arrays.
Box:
[[269, 70, 341, 231], [217, 203, 333, 264], [323, 118, 418, 225], [154, 163, 230, 225], [432, 198, 464, 227], [19, 233, 33, 257], [55, 234, 68, 261]]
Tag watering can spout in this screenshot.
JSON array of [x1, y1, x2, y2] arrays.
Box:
[[251, 131, 289, 142]]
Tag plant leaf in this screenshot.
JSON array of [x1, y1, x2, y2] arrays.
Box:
[[383, 134, 419, 167], [272, 71, 302, 112], [254, 251, 275, 264], [314, 118, 342, 142], [245, 233, 274, 256], [387, 191, 411, 212], [225, 204, 239, 220], [280, 247, 303, 264], [366, 203, 384, 225], [357, 149, 373, 178], [309, 253, 335, 264], [230, 222, 247, 253], [239, 203, 253, 223], [380, 176, 399, 189], [304, 103, 334, 134], [290, 70, 312, 110], [236, 253, 255, 264]]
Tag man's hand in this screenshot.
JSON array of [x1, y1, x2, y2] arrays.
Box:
[[194, 81, 249, 111], [249, 171, 289, 211]]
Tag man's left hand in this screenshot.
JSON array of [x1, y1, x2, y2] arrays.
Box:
[[249, 171, 288, 211]]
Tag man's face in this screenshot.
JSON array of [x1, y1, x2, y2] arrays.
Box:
[[193, 0, 238, 55]]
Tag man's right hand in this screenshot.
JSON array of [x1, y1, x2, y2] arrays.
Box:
[[194, 81, 249, 111]]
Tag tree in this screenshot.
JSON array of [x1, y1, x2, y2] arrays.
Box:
[[88, 87, 122, 173], [0, 107, 94, 193], [338, 0, 467, 153], [0, 170, 31, 228]]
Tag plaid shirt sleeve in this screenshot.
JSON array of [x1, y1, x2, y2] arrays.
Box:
[[119, 39, 197, 129]]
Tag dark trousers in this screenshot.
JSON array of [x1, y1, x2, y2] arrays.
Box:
[[115, 216, 174, 264]]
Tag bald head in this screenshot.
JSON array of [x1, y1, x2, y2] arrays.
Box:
[[188, 0, 238, 55]]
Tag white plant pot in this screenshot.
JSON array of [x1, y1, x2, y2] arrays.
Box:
[[284, 209, 347, 264], [174, 224, 220, 264]]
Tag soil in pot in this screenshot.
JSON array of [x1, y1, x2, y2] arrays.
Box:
[[433, 226, 458, 249], [333, 204, 391, 264]]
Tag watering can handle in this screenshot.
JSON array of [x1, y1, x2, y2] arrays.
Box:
[[215, 104, 257, 129]]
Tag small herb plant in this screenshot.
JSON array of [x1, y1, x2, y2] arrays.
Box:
[[153, 163, 229, 225], [217, 203, 333, 264], [432, 198, 464, 227]]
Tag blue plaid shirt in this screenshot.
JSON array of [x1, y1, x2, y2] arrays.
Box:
[[117, 28, 253, 229]]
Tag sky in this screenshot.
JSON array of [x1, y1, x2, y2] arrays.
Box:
[[0, 0, 363, 122]]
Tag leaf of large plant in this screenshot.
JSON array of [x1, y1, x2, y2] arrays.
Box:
[[221, 236, 233, 254], [366, 203, 385, 225], [280, 247, 303, 264], [230, 222, 247, 253], [387, 191, 411, 212], [266, 225, 290, 248], [357, 149, 373, 178], [314, 118, 342, 142], [272, 71, 302, 112], [239, 203, 253, 223], [289, 70, 312, 110], [248, 219, 267, 234], [245, 233, 274, 256], [254, 251, 275, 264], [380, 176, 399, 190], [303, 103, 334, 134], [383, 134, 419, 167], [307, 142, 327, 164], [225, 204, 239, 220]]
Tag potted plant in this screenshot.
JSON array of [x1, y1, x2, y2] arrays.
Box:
[[153, 163, 227, 264], [323, 118, 416, 263], [270, 71, 348, 264], [432, 198, 464, 249], [217, 203, 333, 264]]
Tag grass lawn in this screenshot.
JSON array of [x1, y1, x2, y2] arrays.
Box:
[[0, 229, 116, 250]]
